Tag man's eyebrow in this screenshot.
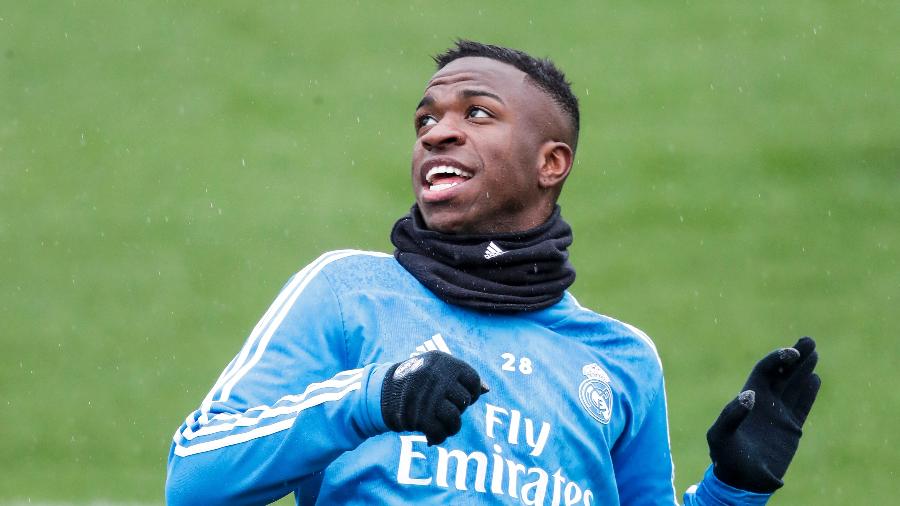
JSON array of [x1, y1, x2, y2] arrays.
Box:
[[416, 96, 434, 110], [460, 89, 504, 104], [415, 89, 504, 110]]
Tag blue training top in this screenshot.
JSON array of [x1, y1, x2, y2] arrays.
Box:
[[166, 250, 771, 505]]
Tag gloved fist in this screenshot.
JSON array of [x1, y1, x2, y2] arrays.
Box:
[[707, 337, 821, 493], [381, 351, 488, 445]]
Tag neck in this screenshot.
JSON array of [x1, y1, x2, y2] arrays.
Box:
[[425, 200, 557, 235], [391, 205, 576, 313]]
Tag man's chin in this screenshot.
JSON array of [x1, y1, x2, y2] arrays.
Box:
[[417, 205, 472, 234]]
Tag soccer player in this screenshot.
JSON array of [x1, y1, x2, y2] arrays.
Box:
[[166, 41, 820, 505]]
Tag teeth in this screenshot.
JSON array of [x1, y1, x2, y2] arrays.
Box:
[[430, 182, 459, 192], [425, 165, 473, 183]]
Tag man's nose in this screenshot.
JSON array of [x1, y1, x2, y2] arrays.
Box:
[[420, 118, 466, 150]]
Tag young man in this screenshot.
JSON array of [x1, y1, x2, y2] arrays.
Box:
[[166, 41, 820, 505]]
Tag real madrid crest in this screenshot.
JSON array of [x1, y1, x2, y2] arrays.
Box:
[[579, 363, 613, 424]]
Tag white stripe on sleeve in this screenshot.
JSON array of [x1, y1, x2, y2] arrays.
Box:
[[195, 251, 346, 424], [216, 250, 389, 403], [196, 250, 389, 422], [175, 250, 391, 457], [180, 370, 363, 441], [175, 368, 364, 456]]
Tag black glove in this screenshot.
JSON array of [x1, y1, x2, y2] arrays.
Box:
[[381, 351, 488, 445], [707, 337, 821, 493]]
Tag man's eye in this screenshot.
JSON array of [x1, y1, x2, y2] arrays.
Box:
[[417, 115, 438, 128], [467, 107, 491, 119]]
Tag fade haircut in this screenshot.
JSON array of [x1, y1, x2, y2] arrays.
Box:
[[433, 39, 580, 150]]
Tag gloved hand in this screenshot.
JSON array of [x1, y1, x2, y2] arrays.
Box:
[[381, 351, 488, 445], [707, 337, 821, 493]]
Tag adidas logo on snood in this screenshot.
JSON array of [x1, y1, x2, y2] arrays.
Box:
[[483, 241, 506, 260]]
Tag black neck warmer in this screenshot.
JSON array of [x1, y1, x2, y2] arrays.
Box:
[[390, 205, 576, 313]]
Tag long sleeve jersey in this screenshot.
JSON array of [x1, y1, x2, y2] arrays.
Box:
[[166, 250, 772, 505]]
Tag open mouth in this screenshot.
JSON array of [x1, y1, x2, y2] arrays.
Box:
[[424, 165, 473, 192]]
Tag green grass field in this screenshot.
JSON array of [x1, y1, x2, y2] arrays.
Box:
[[2, 1, 898, 504]]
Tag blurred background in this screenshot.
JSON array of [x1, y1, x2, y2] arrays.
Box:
[[2, 1, 897, 504]]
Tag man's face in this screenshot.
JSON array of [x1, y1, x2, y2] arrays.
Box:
[[411, 57, 560, 234]]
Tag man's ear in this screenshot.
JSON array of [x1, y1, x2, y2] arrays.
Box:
[[537, 142, 573, 189]]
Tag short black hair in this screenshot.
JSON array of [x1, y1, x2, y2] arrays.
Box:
[[433, 39, 580, 149]]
